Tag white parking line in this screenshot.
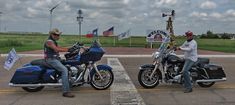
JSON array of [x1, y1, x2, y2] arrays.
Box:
[[1, 54, 235, 58], [108, 58, 146, 105]]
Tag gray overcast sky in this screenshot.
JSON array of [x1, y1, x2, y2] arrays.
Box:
[[0, 0, 235, 36]]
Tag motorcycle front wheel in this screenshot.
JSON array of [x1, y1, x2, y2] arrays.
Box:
[[138, 69, 160, 88], [90, 70, 114, 90]]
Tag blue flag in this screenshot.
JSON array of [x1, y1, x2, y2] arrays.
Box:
[[4, 48, 20, 70], [118, 30, 130, 40]]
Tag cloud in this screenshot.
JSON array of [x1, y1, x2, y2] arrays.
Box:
[[155, 0, 178, 6], [0, 0, 235, 35], [190, 11, 208, 17], [27, 7, 38, 17], [210, 12, 222, 19], [200, 1, 217, 9], [190, 9, 235, 22], [225, 9, 235, 17]]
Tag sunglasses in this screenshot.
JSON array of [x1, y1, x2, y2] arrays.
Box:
[[53, 34, 60, 36]]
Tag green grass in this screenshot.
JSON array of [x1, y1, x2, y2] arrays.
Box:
[[0, 33, 235, 53], [196, 39, 235, 53]]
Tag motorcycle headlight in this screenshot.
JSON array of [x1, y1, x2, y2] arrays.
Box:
[[152, 51, 160, 59]]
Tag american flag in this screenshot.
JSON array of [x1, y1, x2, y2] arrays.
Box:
[[103, 26, 114, 36]]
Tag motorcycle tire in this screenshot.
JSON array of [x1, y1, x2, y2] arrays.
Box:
[[138, 69, 160, 88], [22, 86, 44, 92], [197, 82, 215, 88], [90, 69, 114, 90]]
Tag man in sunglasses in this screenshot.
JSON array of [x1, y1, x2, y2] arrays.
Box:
[[177, 31, 198, 93], [44, 28, 75, 98]]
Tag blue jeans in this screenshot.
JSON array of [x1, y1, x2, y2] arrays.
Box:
[[182, 59, 195, 90], [46, 58, 70, 93]]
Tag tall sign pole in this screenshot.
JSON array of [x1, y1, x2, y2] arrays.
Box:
[[77, 9, 83, 42]]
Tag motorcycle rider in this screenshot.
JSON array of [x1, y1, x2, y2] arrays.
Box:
[[177, 31, 198, 93], [44, 28, 75, 98]]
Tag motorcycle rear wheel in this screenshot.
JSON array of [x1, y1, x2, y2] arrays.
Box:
[[22, 86, 44, 92], [197, 82, 215, 88], [90, 70, 114, 90], [138, 69, 160, 88]]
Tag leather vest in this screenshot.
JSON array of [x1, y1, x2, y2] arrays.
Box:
[[44, 36, 59, 59]]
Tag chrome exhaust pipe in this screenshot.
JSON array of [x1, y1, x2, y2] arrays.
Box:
[[9, 83, 62, 87], [196, 78, 226, 83]]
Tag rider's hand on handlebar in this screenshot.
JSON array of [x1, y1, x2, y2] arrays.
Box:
[[68, 46, 77, 52], [176, 47, 181, 50]]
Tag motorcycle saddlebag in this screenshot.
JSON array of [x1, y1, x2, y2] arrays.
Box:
[[10, 66, 42, 84], [204, 64, 226, 79], [10, 65, 56, 84]]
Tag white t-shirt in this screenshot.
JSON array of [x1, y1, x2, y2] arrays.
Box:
[[180, 39, 198, 62]]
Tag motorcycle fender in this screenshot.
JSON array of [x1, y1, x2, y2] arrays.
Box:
[[139, 64, 155, 71], [139, 64, 162, 79], [90, 64, 112, 75]]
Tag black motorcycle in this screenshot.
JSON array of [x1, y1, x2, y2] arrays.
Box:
[[138, 43, 226, 88]]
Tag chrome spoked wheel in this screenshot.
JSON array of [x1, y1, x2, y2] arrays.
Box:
[[138, 69, 160, 88], [90, 70, 114, 90]]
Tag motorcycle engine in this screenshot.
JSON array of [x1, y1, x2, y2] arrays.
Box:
[[190, 71, 199, 81], [167, 64, 180, 78], [70, 66, 79, 76]]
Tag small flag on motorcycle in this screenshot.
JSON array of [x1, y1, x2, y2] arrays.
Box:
[[4, 48, 20, 70]]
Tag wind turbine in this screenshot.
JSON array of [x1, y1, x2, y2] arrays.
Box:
[[49, 1, 63, 31]]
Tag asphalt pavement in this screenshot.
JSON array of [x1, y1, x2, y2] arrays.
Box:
[[0, 48, 235, 105]]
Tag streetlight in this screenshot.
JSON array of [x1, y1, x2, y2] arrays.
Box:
[[0, 12, 2, 32], [49, 1, 62, 31], [77, 9, 83, 42]]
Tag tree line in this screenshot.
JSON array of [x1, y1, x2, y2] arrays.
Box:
[[199, 30, 234, 39]]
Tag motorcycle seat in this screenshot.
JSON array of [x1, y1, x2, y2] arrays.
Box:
[[194, 58, 210, 68], [30, 59, 54, 69]]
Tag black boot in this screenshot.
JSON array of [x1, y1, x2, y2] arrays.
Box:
[[184, 88, 193, 93], [63, 92, 75, 98]]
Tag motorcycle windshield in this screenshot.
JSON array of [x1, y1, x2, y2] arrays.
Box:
[[158, 36, 171, 56]]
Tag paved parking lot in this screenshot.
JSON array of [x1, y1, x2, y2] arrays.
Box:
[[1, 55, 235, 105]]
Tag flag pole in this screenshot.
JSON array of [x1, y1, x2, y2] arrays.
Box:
[[129, 36, 132, 47], [129, 29, 131, 47], [113, 36, 116, 46]]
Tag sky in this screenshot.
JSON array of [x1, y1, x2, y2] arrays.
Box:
[[0, 0, 235, 36]]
